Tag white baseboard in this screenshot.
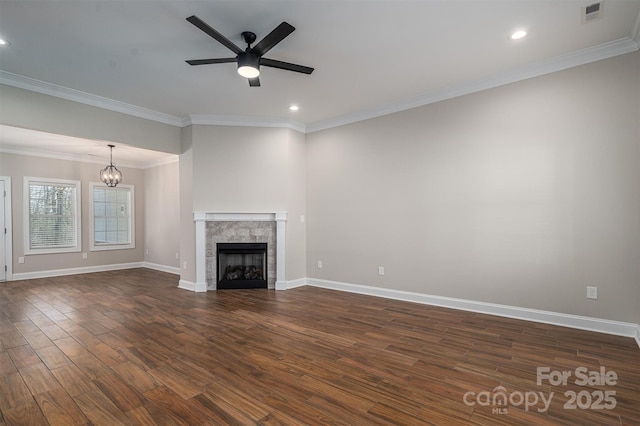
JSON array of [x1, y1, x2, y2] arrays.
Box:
[[11, 266, 636, 348], [11, 262, 146, 281], [178, 279, 196, 291], [10, 262, 181, 281], [305, 278, 640, 345], [279, 278, 307, 290], [143, 262, 180, 275], [177, 279, 207, 292]]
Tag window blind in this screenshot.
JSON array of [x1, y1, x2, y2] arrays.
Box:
[[29, 182, 77, 249]]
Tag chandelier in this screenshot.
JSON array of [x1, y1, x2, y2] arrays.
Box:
[[100, 144, 122, 187]]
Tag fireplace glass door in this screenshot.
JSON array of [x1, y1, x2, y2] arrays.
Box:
[[217, 243, 267, 289]]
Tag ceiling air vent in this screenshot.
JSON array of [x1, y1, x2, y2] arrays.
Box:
[[582, 2, 603, 23]]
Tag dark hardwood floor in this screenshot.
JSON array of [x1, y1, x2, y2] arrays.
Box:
[[0, 269, 638, 425]]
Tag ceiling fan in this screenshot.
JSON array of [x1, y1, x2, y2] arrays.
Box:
[[185, 15, 314, 87]]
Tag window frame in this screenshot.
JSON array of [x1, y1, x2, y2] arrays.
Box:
[[24, 177, 82, 255], [89, 182, 135, 252]]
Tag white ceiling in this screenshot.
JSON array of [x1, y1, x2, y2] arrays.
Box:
[[0, 0, 639, 165]]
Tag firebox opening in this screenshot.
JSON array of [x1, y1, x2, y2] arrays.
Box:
[[217, 242, 268, 289]]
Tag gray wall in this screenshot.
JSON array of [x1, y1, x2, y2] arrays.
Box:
[[185, 125, 307, 282], [178, 126, 195, 282], [0, 152, 145, 274], [144, 161, 180, 269], [306, 52, 640, 323], [0, 85, 181, 155]]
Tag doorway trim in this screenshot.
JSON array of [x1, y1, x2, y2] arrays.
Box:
[[0, 176, 12, 281]]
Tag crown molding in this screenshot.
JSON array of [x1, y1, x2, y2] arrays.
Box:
[[306, 36, 639, 133], [0, 146, 178, 169], [2, 34, 638, 135], [0, 71, 307, 133], [186, 114, 306, 134], [0, 71, 185, 127]]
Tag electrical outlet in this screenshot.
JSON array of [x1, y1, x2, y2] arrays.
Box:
[[175, 252, 179, 259], [183, 261, 188, 269], [378, 266, 385, 276], [587, 286, 598, 299], [82, 253, 88, 259], [300, 215, 305, 223], [18, 257, 25, 264], [317, 260, 323, 269]]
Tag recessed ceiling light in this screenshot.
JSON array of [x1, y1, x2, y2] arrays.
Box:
[[0, 38, 9, 46], [289, 105, 299, 111], [511, 30, 527, 40]]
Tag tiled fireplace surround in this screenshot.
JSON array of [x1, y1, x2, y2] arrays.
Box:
[[193, 212, 287, 292]]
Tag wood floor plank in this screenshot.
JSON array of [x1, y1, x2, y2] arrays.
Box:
[[54, 336, 89, 358], [1, 269, 638, 425], [70, 352, 112, 379], [33, 388, 88, 425], [148, 364, 204, 399], [93, 372, 145, 412], [0, 372, 34, 409], [7, 344, 41, 370], [125, 405, 165, 425], [19, 362, 62, 395], [2, 401, 48, 426], [49, 364, 95, 397], [0, 331, 27, 349], [204, 380, 273, 421], [0, 352, 16, 377], [73, 388, 131, 425], [190, 392, 260, 426], [20, 330, 54, 350], [110, 361, 160, 394], [143, 385, 208, 425], [35, 345, 72, 370]]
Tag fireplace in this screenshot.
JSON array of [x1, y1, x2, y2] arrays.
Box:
[[217, 243, 267, 289], [189, 212, 287, 293]]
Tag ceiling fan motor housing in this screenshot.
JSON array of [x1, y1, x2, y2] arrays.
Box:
[[237, 51, 260, 77]]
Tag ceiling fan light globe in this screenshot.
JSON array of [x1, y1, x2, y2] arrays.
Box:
[[238, 65, 260, 78]]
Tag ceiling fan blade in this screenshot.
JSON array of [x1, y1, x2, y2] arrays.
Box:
[[260, 58, 314, 74], [186, 58, 237, 66], [251, 22, 295, 57], [186, 15, 243, 55], [248, 77, 261, 87]]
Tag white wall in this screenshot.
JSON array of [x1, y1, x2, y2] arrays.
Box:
[[306, 52, 640, 323]]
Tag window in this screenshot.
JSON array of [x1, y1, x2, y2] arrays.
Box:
[[90, 182, 135, 251], [24, 177, 81, 254]]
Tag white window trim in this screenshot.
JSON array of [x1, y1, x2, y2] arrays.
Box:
[[24, 177, 82, 255], [89, 182, 135, 251]]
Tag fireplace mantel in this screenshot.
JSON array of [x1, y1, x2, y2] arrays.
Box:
[[192, 212, 287, 292]]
